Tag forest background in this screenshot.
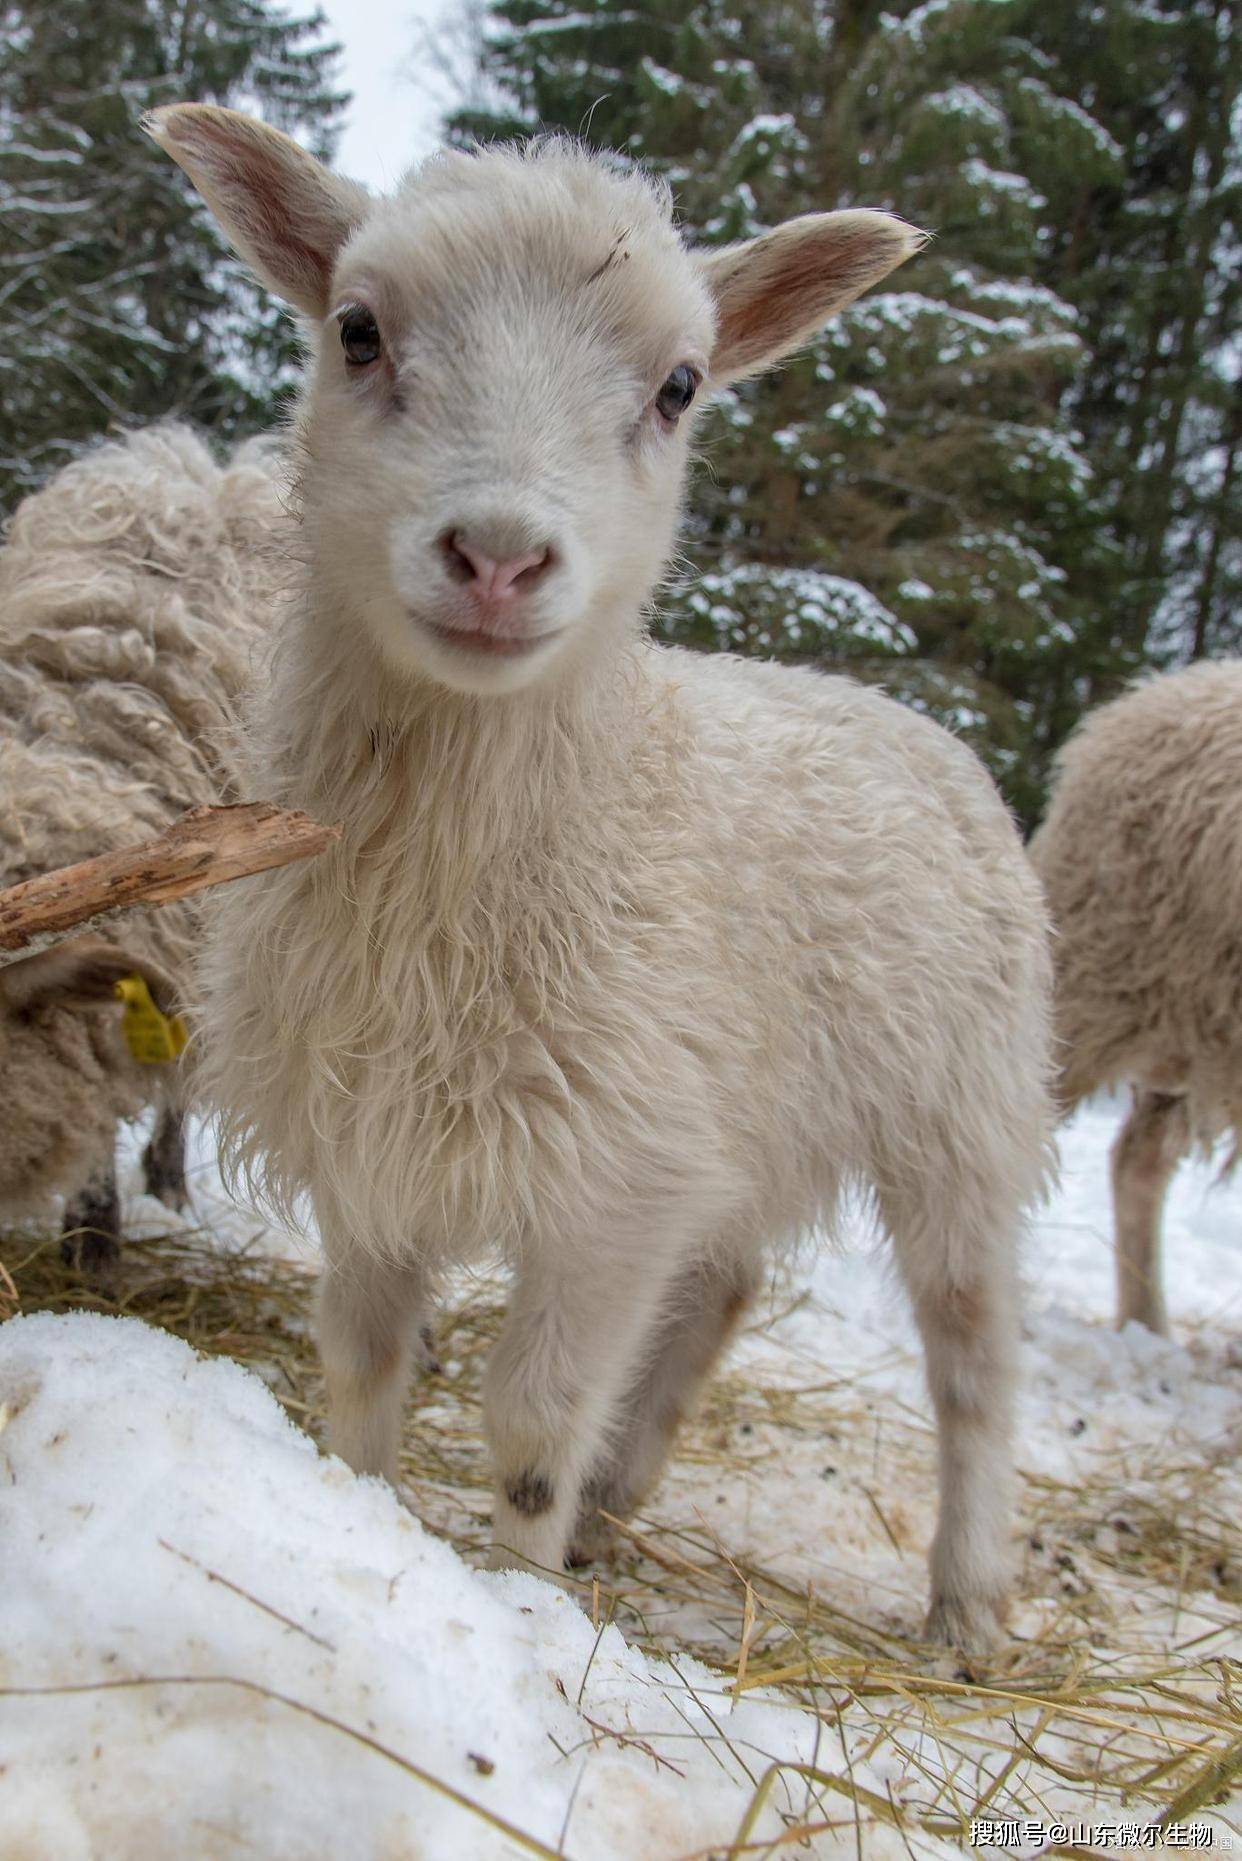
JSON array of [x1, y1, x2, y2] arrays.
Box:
[[2, 0, 1237, 821]]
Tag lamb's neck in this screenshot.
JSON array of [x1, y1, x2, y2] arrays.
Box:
[[265, 603, 646, 877]]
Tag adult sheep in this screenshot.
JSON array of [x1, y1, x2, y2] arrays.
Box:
[[0, 423, 286, 1271], [150, 105, 1055, 1651], [1030, 660, 1242, 1336]]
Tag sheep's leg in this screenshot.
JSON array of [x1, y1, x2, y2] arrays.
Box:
[[485, 1233, 693, 1577], [568, 1254, 759, 1563], [318, 1246, 433, 1482], [882, 1185, 1020, 1653], [1112, 1089, 1188, 1337], [61, 1155, 122, 1284], [142, 1103, 188, 1211]]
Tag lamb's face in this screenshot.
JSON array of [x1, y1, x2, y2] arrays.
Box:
[[301, 154, 715, 696], [147, 106, 923, 698]]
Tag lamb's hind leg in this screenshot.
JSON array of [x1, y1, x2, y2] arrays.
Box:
[[142, 1102, 188, 1211], [1112, 1088, 1188, 1337], [569, 1253, 759, 1562], [61, 1154, 122, 1286], [880, 1174, 1021, 1654], [318, 1236, 433, 1482]]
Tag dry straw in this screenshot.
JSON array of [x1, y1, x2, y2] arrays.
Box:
[[3, 1221, 1238, 1857]]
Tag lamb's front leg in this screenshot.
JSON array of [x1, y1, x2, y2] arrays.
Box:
[[907, 1240, 1019, 1654], [318, 1237, 434, 1483], [485, 1228, 689, 1576], [882, 1176, 1021, 1653]]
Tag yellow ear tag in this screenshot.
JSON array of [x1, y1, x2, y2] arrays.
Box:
[[113, 973, 189, 1064]]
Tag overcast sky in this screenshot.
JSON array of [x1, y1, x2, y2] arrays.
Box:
[[315, 0, 449, 189]]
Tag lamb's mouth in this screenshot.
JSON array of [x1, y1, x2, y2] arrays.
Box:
[[423, 619, 562, 659]]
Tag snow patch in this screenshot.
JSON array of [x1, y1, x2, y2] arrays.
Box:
[[0, 1312, 859, 1859]]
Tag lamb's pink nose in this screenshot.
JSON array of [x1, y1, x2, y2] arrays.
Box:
[[444, 530, 554, 601]]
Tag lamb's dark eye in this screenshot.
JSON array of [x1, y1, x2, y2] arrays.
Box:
[[340, 305, 381, 367], [655, 364, 699, 423]]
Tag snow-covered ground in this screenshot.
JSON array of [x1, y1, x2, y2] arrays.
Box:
[[0, 1097, 1238, 1858]]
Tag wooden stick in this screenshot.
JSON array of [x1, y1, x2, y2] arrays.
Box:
[[0, 802, 339, 964]]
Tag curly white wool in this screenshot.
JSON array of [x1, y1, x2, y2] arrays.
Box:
[[1031, 659, 1242, 1332], [0, 423, 289, 1222]]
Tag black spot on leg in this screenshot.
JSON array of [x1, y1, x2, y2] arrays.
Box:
[[506, 1470, 554, 1517]]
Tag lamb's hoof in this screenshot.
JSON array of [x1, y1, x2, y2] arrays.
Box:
[[142, 1146, 188, 1213], [151, 1182, 189, 1214], [566, 1510, 615, 1569], [487, 1543, 569, 1587], [923, 1590, 1006, 1658], [60, 1229, 121, 1294]]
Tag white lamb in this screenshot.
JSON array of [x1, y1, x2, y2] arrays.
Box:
[[150, 104, 1055, 1650]]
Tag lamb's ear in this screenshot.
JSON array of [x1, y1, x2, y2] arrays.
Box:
[[143, 103, 370, 319], [699, 210, 926, 385], [0, 937, 179, 1017]]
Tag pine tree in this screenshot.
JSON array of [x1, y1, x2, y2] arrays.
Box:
[[1040, 0, 1241, 664], [446, 0, 1240, 816], [818, 0, 1128, 809], [0, 0, 346, 512], [445, 0, 1106, 820], [839, 0, 1241, 730]]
